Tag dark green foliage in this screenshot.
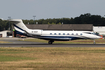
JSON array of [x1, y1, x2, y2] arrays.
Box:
[[0, 13, 105, 31], [0, 19, 9, 31], [23, 13, 105, 25], [73, 13, 105, 26]]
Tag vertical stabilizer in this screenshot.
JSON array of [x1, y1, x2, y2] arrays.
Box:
[[9, 19, 29, 31]]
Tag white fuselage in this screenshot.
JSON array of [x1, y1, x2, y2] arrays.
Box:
[[27, 29, 101, 41]]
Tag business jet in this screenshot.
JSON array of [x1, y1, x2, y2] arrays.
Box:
[[9, 19, 101, 44]]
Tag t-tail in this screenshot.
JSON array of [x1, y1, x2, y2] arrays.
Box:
[[9, 19, 42, 36], [9, 19, 29, 34], [9, 19, 29, 31]]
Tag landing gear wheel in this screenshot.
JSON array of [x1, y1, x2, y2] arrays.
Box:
[[48, 40, 54, 44], [93, 40, 96, 44], [48, 41, 52, 44]]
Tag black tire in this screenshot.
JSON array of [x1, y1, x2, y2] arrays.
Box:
[[48, 40, 54, 44], [48, 41, 52, 44]]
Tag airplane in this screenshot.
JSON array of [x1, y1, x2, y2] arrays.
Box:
[[9, 19, 101, 44]]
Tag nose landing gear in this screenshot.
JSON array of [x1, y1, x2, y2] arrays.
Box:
[[93, 40, 96, 44]]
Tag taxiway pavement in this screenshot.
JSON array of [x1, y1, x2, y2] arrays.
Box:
[[0, 38, 105, 47], [0, 44, 105, 47]]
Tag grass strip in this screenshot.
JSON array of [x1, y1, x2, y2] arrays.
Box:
[[0, 41, 10, 43], [0, 47, 105, 70], [0, 55, 34, 62]]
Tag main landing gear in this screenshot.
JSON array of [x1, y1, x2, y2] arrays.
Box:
[[48, 40, 54, 44]]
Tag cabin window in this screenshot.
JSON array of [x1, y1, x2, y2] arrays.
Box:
[[80, 33, 82, 35], [71, 33, 74, 35], [76, 33, 78, 35], [34, 31, 38, 33], [50, 33, 52, 35], [59, 33, 61, 35], [63, 33, 65, 35], [54, 33, 57, 35], [67, 33, 69, 35]]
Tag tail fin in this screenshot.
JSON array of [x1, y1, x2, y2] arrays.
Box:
[[9, 19, 29, 31]]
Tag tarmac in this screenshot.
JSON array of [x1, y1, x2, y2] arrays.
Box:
[[0, 38, 105, 47]]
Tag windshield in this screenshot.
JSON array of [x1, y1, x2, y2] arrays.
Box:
[[85, 32, 100, 36], [95, 32, 100, 36]]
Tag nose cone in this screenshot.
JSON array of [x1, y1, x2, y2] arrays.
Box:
[[97, 36, 102, 39]]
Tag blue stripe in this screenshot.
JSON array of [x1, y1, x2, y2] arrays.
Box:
[[13, 24, 24, 31], [39, 36, 84, 40]]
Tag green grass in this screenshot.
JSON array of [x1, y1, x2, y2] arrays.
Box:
[[0, 48, 36, 62], [0, 55, 34, 62], [0, 41, 10, 43], [1, 47, 105, 70]]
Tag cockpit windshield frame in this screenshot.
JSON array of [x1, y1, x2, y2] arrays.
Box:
[[84, 32, 99, 36]]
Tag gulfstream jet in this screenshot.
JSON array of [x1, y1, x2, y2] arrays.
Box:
[[9, 19, 101, 44]]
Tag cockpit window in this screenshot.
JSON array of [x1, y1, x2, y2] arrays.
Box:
[[95, 32, 99, 36], [91, 32, 99, 36], [84, 32, 99, 36], [84, 32, 92, 34]]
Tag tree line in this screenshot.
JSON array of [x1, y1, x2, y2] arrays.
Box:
[[0, 13, 105, 31]]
